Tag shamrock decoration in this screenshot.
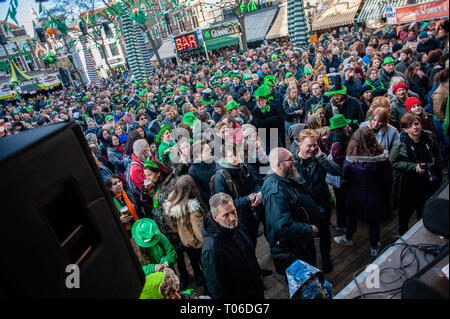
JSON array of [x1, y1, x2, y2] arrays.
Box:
[[204, 31, 211, 39]]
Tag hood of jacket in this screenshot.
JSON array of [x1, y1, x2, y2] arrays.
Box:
[[345, 149, 389, 163], [163, 198, 202, 220]]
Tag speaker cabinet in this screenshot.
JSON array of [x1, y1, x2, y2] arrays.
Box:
[[0, 121, 145, 298]]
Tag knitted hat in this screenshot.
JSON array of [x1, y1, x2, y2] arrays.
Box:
[[373, 88, 388, 98], [405, 97, 422, 112], [360, 85, 372, 96], [418, 31, 429, 39], [392, 43, 403, 54], [392, 83, 409, 94]]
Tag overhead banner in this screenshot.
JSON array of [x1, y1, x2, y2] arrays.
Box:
[[395, 0, 449, 24], [202, 23, 241, 42], [386, 6, 398, 24]]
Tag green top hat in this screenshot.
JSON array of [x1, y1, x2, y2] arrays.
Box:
[[226, 100, 240, 112], [131, 218, 161, 248], [254, 84, 271, 100], [179, 85, 188, 92], [325, 74, 347, 96], [105, 114, 114, 122], [195, 83, 205, 89], [328, 114, 351, 130], [156, 124, 172, 143], [181, 112, 199, 126], [304, 68, 312, 75], [382, 57, 395, 66], [243, 73, 253, 81]]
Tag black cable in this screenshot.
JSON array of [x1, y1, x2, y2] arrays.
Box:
[[349, 235, 444, 299]]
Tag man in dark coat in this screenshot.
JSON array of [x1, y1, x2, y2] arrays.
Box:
[[250, 84, 285, 154], [293, 129, 341, 273], [324, 74, 364, 132], [378, 57, 405, 89], [201, 193, 265, 299], [262, 147, 320, 277]]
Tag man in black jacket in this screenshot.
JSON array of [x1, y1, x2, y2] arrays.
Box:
[[250, 84, 285, 154], [201, 193, 265, 299], [262, 147, 320, 277], [324, 74, 364, 132]]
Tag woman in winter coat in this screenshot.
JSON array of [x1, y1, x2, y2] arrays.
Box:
[[404, 62, 429, 105], [334, 127, 393, 257], [360, 107, 399, 152], [163, 175, 207, 288], [283, 85, 305, 132], [105, 135, 125, 175], [389, 113, 442, 235]]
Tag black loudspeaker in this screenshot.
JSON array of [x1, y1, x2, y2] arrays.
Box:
[[102, 20, 111, 36], [0, 121, 145, 298], [401, 248, 449, 299], [423, 181, 449, 238], [79, 21, 88, 36]]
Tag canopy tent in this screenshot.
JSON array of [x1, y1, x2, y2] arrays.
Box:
[[356, 0, 432, 23], [151, 40, 176, 61], [9, 61, 32, 83], [266, 4, 288, 40], [311, 0, 362, 31], [204, 35, 240, 51], [287, 0, 309, 46]]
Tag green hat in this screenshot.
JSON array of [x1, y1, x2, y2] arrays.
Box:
[[223, 71, 231, 77], [220, 84, 227, 90], [271, 54, 278, 60], [254, 84, 271, 100], [181, 112, 199, 126], [214, 72, 222, 78], [200, 98, 214, 106], [156, 124, 172, 143], [231, 74, 242, 80], [105, 114, 114, 122], [243, 73, 253, 81], [132, 218, 161, 248], [304, 68, 312, 75], [121, 94, 128, 100], [382, 57, 395, 66], [179, 85, 188, 92], [311, 104, 323, 113], [226, 100, 240, 112], [139, 273, 164, 299], [264, 75, 275, 83], [328, 114, 351, 130], [285, 72, 294, 78], [195, 83, 205, 89]]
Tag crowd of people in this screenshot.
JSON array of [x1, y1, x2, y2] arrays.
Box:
[[1, 19, 449, 299]]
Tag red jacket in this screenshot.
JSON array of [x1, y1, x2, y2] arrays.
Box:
[[130, 153, 146, 191]]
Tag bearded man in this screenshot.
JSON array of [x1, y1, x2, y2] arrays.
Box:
[[262, 147, 321, 277]]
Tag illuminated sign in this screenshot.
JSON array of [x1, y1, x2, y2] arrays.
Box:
[[240, 1, 259, 14], [202, 23, 240, 41], [173, 32, 200, 52]]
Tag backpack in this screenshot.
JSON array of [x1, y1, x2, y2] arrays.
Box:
[[125, 160, 143, 194], [209, 165, 251, 197]]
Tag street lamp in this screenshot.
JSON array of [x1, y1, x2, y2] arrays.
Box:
[[304, 1, 317, 36]]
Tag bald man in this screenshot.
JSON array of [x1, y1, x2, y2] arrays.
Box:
[[262, 148, 320, 276]]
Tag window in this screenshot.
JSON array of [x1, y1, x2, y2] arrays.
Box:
[[109, 43, 120, 57], [25, 56, 37, 71], [13, 57, 26, 71], [175, 14, 185, 33], [190, 12, 199, 29], [223, 8, 234, 20]]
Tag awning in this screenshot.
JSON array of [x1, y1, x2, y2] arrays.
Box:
[[311, 0, 362, 31], [151, 40, 176, 61], [266, 4, 288, 39], [205, 35, 240, 51], [356, 0, 432, 23], [226, 6, 278, 42]]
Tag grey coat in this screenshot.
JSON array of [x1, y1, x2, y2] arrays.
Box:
[[359, 121, 400, 152]]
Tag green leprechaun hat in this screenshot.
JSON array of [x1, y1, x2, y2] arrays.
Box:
[[181, 112, 199, 126], [156, 124, 172, 143], [254, 84, 272, 100], [243, 73, 253, 81], [226, 100, 240, 112], [382, 57, 395, 66], [328, 114, 351, 130], [132, 218, 161, 248]]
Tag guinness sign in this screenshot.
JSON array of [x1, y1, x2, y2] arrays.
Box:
[[202, 23, 241, 41]]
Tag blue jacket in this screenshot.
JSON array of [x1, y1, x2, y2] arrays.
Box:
[[188, 161, 216, 205], [342, 77, 362, 100]]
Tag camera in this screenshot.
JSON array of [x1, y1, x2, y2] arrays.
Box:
[[420, 162, 438, 183]]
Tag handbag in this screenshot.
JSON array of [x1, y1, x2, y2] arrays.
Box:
[[325, 153, 342, 188]]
